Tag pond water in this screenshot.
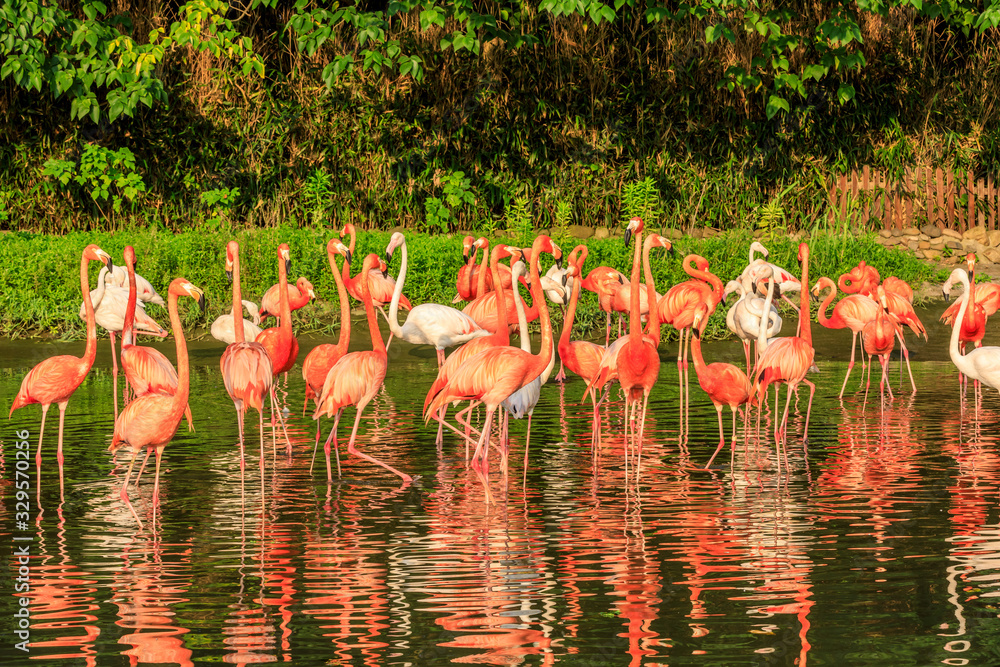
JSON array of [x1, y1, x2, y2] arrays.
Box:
[[3, 303, 1000, 666]]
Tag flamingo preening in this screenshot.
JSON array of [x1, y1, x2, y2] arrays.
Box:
[[259, 277, 315, 320], [211, 300, 263, 345], [862, 285, 898, 410], [10, 244, 113, 494], [110, 278, 205, 530]]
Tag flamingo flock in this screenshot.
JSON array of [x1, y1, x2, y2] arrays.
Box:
[[19, 220, 989, 526]]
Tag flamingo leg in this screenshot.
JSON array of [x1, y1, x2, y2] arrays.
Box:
[[120, 449, 143, 530], [258, 408, 266, 499], [347, 404, 411, 482], [897, 333, 917, 393], [802, 378, 815, 443], [470, 407, 496, 504], [110, 331, 119, 420], [134, 449, 152, 489], [522, 413, 532, 485], [237, 408, 246, 503], [436, 348, 446, 367], [636, 393, 650, 483], [840, 331, 859, 398], [705, 405, 726, 469], [151, 445, 164, 517]]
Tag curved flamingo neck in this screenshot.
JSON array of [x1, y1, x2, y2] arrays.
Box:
[[123, 260, 137, 348], [387, 239, 408, 339], [462, 245, 478, 297], [560, 252, 587, 352], [685, 255, 722, 302], [476, 240, 490, 297], [690, 331, 708, 378], [329, 251, 351, 356], [950, 271, 971, 367], [362, 260, 386, 355], [628, 227, 644, 340], [231, 245, 246, 343], [81, 253, 99, 369], [799, 247, 812, 346], [167, 290, 190, 418], [757, 271, 776, 352], [816, 280, 837, 327]]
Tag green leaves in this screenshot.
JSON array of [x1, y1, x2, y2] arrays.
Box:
[[766, 94, 789, 120]]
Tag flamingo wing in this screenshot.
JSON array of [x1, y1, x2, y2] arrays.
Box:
[[314, 351, 387, 417]]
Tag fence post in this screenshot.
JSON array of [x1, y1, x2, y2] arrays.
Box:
[[968, 172, 977, 231], [906, 168, 915, 227], [990, 175, 997, 231], [862, 165, 870, 226]]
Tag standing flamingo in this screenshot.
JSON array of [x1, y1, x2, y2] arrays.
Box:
[[657, 255, 723, 436], [119, 246, 194, 430], [385, 232, 491, 367], [424, 235, 562, 504], [862, 286, 898, 409], [617, 218, 672, 478], [110, 279, 205, 530], [10, 244, 113, 492], [455, 236, 485, 301], [341, 223, 411, 314], [753, 243, 816, 462], [944, 266, 1000, 417], [726, 268, 782, 374], [302, 239, 353, 467], [220, 241, 274, 499], [690, 304, 752, 470], [740, 241, 801, 313], [812, 277, 879, 398], [255, 243, 296, 454], [259, 277, 315, 319], [314, 253, 412, 483]]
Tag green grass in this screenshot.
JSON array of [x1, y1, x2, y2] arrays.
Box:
[[0, 227, 941, 341]]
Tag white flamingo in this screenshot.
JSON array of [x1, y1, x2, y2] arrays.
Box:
[[386, 232, 491, 367], [740, 241, 801, 314], [106, 265, 166, 306], [946, 267, 1000, 415], [728, 266, 782, 372], [211, 300, 263, 344]]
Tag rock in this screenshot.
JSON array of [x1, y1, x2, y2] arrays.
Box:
[[920, 224, 942, 238], [946, 240, 964, 251], [963, 240, 988, 254], [918, 240, 931, 250], [569, 224, 594, 239], [941, 228, 962, 239], [988, 230, 1000, 247], [930, 236, 947, 247], [979, 254, 994, 267], [964, 224, 987, 241], [918, 233, 930, 241], [879, 229, 893, 238], [593, 227, 610, 240], [907, 240, 920, 251], [703, 228, 721, 238], [922, 249, 942, 260], [985, 248, 1000, 264], [891, 228, 904, 237], [942, 254, 961, 265], [901, 226, 920, 236], [691, 229, 704, 239], [663, 227, 683, 239]]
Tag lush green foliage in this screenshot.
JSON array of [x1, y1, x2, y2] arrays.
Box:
[[1, 1, 998, 236], [0, 228, 941, 342]]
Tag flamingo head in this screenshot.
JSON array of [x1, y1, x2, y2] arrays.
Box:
[[376, 256, 388, 278], [169, 279, 206, 312], [494, 244, 517, 262], [797, 242, 810, 264], [84, 244, 113, 271], [565, 264, 580, 280], [123, 245, 136, 270], [750, 240, 769, 258], [473, 236, 489, 253], [462, 235, 475, 261], [339, 223, 355, 239], [623, 217, 644, 247], [224, 240, 239, 281], [722, 280, 742, 304], [278, 243, 292, 274], [529, 235, 562, 269], [966, 253, 977, 273], [568, 244, 588, 270], [875, 285, 889, 310], [297, 277, 317, 300], [646, 234, 674, 255], [811, 276, 835, 297], [385, 231, 405, 264], [327, 238, 351, 264]]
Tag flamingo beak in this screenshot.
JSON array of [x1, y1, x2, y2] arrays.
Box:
[[99, 252, 113, 271], [225, 269, 233, 283], [196, 292, 206, 313], [285, 258, 292, 274], [693, 325, 701, 340], [562, 273, 568, 287], [344, 249, 352, 265], [624, 228, 633, 247]]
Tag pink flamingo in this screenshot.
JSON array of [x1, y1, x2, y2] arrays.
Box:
[[690, 303, 752, 470], [812, 276, 880, 398], [616, 218, 672, 477], [341, 223, 411, 314], [10, 244, 113, 492], [862, 285, 898, 410], [110, 279, 205, 530], [302, 239, 353, 467], [259, 277, 315, 319], [581, 264, 628, 346], [120, 246, 194, 430], [424, 235, 561, 504], [314, 253, 412, 483], [753, 243, 816, 466], [220, 241, 274, 498], [255, 243, 296, 454]]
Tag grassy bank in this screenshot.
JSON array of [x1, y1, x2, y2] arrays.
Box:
[[0, 227, 942, 341]]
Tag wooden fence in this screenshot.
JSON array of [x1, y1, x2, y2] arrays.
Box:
[[829, 166, 999, 232]]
